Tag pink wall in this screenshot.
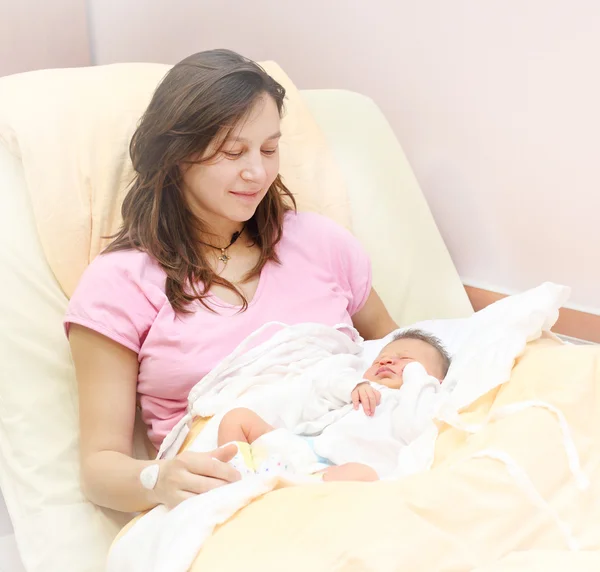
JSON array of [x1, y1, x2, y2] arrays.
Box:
[[86, 0, 600, 313], [3, 1, 598, 312], [0, 0, 90, 76]]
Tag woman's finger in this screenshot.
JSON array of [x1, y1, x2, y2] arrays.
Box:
[[207, 456, 241, 483], [168, 490, 197, 509], [211, 443, 238, 463], [182, 451, 241, 483], [179, 472, 234, 495]]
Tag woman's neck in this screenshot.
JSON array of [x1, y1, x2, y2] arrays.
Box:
[[200, 219, 246, 249]]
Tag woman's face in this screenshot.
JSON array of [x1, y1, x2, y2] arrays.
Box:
[[180, 94, 282, 232]]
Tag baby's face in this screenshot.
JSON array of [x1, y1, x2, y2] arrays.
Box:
[[363, 338, 444, 389]]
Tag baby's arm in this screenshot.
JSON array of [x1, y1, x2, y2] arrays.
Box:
[[309, 368, 361, 406], [299, 367, 363, 424], [218, 408, 274, 446]]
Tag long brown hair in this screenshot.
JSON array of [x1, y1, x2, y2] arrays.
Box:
[[105, 49, 296, 313]]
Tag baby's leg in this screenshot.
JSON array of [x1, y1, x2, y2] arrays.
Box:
[[321, 463, 379, 482], [218, 407, 275, 446]]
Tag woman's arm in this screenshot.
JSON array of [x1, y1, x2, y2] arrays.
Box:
[[352, 288, 398, 340], [70, 324, 240, 512], [71, 324, 172, 512]]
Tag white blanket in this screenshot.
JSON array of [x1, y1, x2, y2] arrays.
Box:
[[109, 283, 573, 572], [109, 322, 368, 572], [169, 323, 447, 480], [160, 322, 366, 459]]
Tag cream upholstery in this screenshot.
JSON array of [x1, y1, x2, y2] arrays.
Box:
[[0, 63, 471, 572], [302, 89, 473, 324]]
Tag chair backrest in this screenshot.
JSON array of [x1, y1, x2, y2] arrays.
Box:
[[0, 63, 471, 572], [302, 88, 473, 325]]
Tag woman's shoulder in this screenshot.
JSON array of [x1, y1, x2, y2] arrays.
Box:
[[283, 210, 354, 243], [73, 248, 167, 307], [279, 210, 372, 315], [66, 249, 166, 352], [86, 248, 165, 285], [91, 247, 153, 266], [280, 209, 370, 271]]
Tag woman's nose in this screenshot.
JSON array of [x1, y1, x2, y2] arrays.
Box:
[[241, 154, 267, 184]]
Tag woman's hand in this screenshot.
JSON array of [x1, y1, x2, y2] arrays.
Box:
[[351, 382, 381, 417], [154, 444, 241, 509]]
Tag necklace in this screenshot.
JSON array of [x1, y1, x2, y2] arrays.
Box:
[[200, 224, 245, 264]]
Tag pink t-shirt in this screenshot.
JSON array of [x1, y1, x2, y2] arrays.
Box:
[[65, 211, 372, 448]]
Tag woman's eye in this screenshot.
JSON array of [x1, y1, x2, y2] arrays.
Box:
[[261, 148, 278, 156], [223, 151, 242, 159]]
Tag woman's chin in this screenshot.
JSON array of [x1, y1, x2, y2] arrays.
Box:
[[229, 201, 265, 222], [227, 207, 259, 224]]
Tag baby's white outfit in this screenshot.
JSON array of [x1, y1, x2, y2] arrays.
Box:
[[227, 362, 444, 479], [310, 362, 443, 478]]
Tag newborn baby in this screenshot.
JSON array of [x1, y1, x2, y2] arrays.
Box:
[[218, 329, 452, 481], [352, 328, 451, 415]]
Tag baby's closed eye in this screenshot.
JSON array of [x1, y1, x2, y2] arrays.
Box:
[[373, 355, 412, 364]]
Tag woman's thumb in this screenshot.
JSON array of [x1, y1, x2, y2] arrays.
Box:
[[211, 443, 238, 462]]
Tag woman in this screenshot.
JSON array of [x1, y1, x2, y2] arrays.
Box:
[[66, 49, 397, 513]]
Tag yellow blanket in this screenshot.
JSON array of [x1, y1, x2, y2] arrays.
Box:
[[168, 338, 598, 571]]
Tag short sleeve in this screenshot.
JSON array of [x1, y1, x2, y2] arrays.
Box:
[[64, 251, 162, 353], [333, 225, 372, 315], [303, 213, 372, 316]]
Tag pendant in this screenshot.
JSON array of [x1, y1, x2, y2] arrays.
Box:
[[218, 249, 230, 264]]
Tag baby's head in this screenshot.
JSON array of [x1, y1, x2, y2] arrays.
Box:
[[363, 329, 451, 389]]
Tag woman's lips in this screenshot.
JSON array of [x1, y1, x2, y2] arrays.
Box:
[[230, 190, 261, 201]]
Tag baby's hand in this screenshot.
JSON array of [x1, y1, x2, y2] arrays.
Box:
[[351, 382, 381, 417]]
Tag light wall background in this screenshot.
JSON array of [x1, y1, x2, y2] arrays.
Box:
[[3, 0, 599, 313], [0, 0, 90, 76]]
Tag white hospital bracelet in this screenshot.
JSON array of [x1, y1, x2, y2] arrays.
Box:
[[140, 463, 160, 490]]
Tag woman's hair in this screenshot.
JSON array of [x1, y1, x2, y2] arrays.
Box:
[[105, 49, 296, 313]]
